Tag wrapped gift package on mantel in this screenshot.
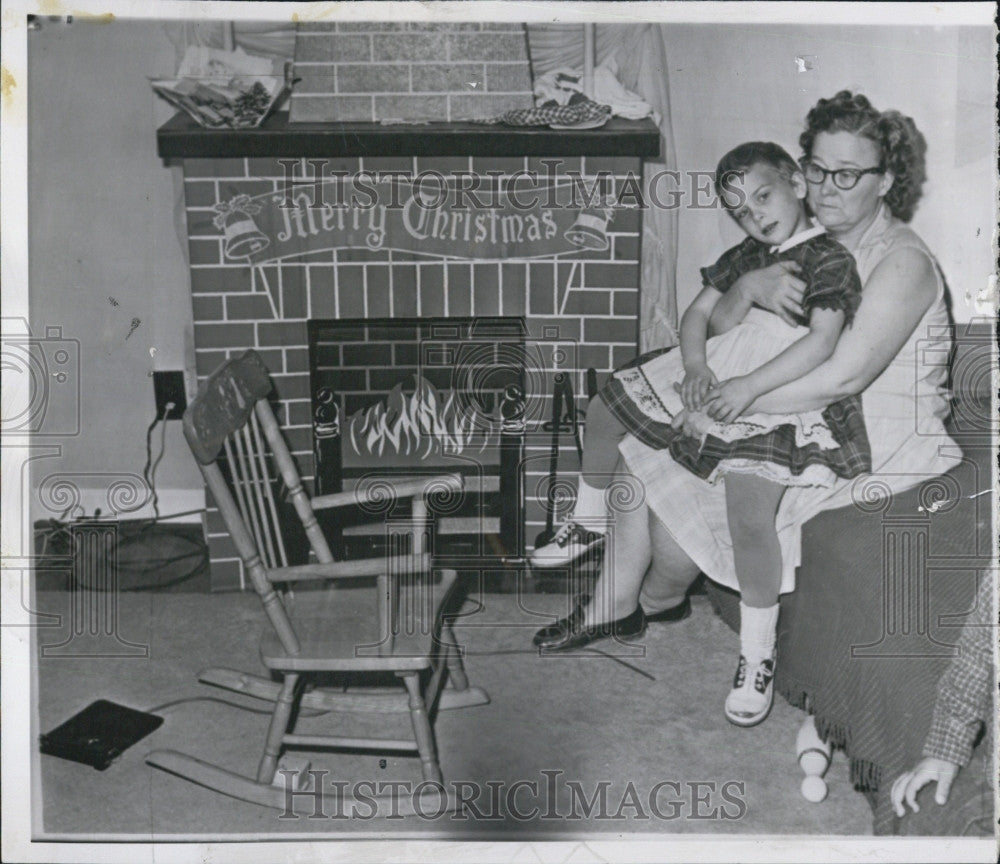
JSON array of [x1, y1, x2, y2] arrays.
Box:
[[151, 45, 292, 129]]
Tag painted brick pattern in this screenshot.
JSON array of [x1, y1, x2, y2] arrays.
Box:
[[290, 22, 533, 122], [183, 155, 641, 589]]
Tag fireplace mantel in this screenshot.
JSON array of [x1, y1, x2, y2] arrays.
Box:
[[157, 111, 661, 159]]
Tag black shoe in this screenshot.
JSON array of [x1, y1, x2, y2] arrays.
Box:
[[532, 594, 590, 646], [643, 595, 692, 624], [533, 596, 646, 652]]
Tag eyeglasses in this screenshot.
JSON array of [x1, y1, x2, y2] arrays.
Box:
[[800, 160, 884, 190]]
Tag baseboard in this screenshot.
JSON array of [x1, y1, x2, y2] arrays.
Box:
[[116, 488, 205, 523], [32, 487, 206, 524]]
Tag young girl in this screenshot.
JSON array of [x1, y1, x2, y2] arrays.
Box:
[[532, 142, 872, 726]]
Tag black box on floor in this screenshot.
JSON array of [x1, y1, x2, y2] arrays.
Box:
[[39, 699, 163, 770]]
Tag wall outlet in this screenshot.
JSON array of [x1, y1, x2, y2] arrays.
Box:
[[153, 371, 187, 420]]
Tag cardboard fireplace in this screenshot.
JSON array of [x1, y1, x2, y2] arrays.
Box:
[[159, 97, 658, 589]]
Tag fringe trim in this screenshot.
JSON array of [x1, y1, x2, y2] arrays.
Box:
[[776, 678, 884, 794]]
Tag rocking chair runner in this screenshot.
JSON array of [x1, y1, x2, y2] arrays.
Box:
[[145, 350, 489, 816]]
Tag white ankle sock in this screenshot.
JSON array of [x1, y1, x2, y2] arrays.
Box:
[[572, 479, 608, 532], [738, 602, 779, 664]]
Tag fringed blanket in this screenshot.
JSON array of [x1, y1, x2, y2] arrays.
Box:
[[702, 440, 993, 835]]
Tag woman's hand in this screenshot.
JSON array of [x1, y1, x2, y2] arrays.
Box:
[[733, 261, 806, 327], [890, 758, 960, 816], [676, 364, 718, 410], [702, 376, 759, 423]]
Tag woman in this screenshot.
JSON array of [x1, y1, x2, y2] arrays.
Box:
[[533, 92, 959, 677]]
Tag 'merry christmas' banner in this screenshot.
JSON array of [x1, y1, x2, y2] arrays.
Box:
[[212, 177, 618, 262]]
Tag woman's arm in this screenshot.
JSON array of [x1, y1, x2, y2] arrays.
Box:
[[722, 248, 938, 415], [700, 307, 843, 422], [708, 261, 807, 335]]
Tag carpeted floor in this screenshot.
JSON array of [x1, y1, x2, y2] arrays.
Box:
[[32, 580, 873, 839]]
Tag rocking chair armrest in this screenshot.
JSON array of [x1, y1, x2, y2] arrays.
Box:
[[268, 553, 431, 582], [310, 474, 464, 512]]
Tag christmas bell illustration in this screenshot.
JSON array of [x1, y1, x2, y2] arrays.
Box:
[[565, 200, 614, 252], [213, 194, 270, 260]]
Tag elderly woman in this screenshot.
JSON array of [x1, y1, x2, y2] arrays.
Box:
[[534, 91, 959, 702]]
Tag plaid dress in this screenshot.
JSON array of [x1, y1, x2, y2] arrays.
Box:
[[619, 204, 960, 595], [604, 227, 872, 487]]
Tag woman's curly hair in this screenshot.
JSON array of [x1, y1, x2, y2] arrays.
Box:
[[799, 90, 927, 222]]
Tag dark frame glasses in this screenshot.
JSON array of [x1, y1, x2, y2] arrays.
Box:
[[800, 160, 884, 190]]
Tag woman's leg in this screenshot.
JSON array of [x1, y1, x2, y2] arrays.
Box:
[[582, 457, 652, 626], [584, 455, 701, 625], [531, 396, 628, 565], [534, 455, 648, 648], [641, 514, 703, 612], [533, 454, 702, 648]]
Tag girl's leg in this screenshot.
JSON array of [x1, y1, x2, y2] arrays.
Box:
[[569, 395, 630, 524], [723, 473, 786, 726], [725, 473, 785, 608], [581, 395, 630, 489], [531, 396, 628, 566]]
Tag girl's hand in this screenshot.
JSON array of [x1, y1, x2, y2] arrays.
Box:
[[703, 376, 758, 423], [733, 261, 806, 327], [676, 364, 718, 410], [670, 408, 714, 438]]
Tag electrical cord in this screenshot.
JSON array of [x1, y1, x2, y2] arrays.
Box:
[[142, 403, 172, 521], [109, 402, 210, 591], [143, 694, 332, 719], [478, 647, 655, 681], [34, 403, 210, 592]]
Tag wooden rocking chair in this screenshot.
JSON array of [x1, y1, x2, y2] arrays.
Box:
[[145, 350, 489, 816]]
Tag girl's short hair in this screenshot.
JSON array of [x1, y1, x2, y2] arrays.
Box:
[[799, 90, 927, 222], [714, 142, 800, 211]]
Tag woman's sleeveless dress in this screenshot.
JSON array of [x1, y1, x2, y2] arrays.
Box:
[[619, 204, 960, 594]]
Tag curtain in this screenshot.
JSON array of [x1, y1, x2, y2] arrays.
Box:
[[528, 24, 680, 351], [161, 21, 295, 65]]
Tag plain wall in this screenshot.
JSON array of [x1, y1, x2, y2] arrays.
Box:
[[664, 23, 997, 321], [28, 19, 204, 521], [25, 19, 996, 522]]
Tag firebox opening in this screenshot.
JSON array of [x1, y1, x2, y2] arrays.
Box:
[[309, 317, 528, 562]]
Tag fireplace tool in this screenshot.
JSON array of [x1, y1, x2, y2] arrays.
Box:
[[534, 371, 587, 548]]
